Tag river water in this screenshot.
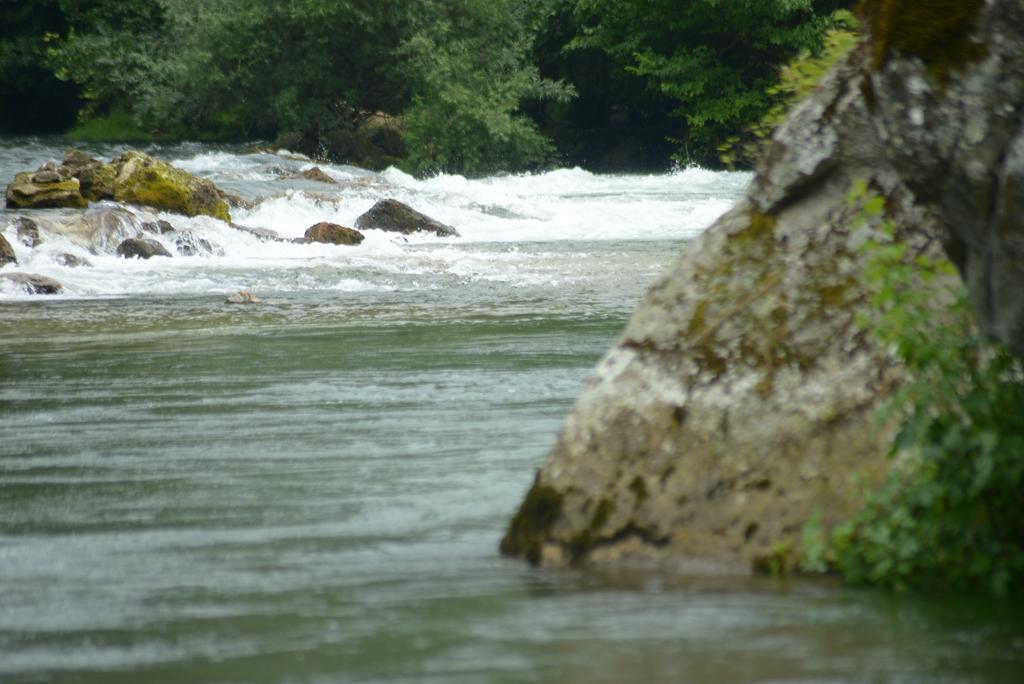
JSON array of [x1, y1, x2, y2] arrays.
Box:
[[1, 140, 1021, 683]]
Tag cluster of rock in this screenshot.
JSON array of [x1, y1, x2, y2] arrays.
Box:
[[501, 0, 1024, 572], [6, 150, 232, 221], [2, 146, 459, 296], [298, 199, 459, 247]]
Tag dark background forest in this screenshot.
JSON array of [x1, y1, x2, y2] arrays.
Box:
[[0, 0, 856, 175]]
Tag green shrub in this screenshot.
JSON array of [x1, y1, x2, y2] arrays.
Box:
[[66, 109, 153, 142], [817, 182, 1024, 594]]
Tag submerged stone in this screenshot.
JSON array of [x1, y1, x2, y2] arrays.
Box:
[[1, 272, 63, 294], [225, 290, 261, 304], [15, 217, 41, 247], [285, 167, 337, 184], [55, 253, 91, 268]]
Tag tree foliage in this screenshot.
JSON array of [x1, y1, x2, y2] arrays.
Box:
[[568, 0, 854, 164], [6, 0, 854, 173]]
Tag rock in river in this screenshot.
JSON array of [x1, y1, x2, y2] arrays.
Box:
[[4, 149, 232, 221], [1, 272, 63, 294], [355, 199, 458, 237], [113, 151, 231, 221], [501, 0, 1021, 571], [14, 217, 41, 247], [5, 171, 88, 210], [117, 237, 172, 260], [304, 222, 365, 245], [225, 290, 261, 304], [284, 167, 338, 184]]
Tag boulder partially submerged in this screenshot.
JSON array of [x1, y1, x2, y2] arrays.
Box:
[[14, 217, 41, 247], [355, 199, 458, 237], [1, 272, 63, 294], [113, 151, 230, 221], [304, 222, 365, 245], [225, 290, 261, 304], [501, 0, 1022, 571], [116, 237, 172, 259], [283, 167, 338, 184], [4, 149, 231, 222]]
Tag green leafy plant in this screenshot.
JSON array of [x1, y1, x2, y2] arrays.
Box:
[[819, 181, 1024, 594], [718, 10, 860, 168]]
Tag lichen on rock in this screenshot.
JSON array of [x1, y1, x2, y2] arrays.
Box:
[[114, 151, 231, 221]]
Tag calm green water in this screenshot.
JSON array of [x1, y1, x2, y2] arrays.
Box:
[[3, 290, 1023, 683], [1, 142, 1022, 682]]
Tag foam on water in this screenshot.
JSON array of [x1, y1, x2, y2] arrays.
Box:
[[0, 144, 751, 299]]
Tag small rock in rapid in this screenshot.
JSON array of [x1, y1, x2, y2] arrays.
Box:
[[1, 272, 63, 294], [15, 217, 41, 247], [0, 233, 17, 267], [354, 198, 459, 237], [142, 220, 175, 235], [284, 166, 337, 184], [55, 253, 92, 268], [225, 290, 261, 304], [116, 237, 172, 259], [304, 221, 365, 245]]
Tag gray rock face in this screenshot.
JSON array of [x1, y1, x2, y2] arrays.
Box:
[[55, 253, 91, 268], [14, 217, 41, 247], [502, 1, 1022, 571], [355, 199, 459, 237], [1, 273, 63, 294], [116, 237, 172, 259]]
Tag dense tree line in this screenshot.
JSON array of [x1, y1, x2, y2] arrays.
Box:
[[0, 0, 854, 174]]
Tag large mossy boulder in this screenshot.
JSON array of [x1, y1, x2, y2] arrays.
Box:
[[113, 151, 231, 221], [502, 0, 1023, 571], [62, 149, 117, 201]]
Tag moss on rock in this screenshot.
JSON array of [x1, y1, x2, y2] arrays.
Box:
[[861, 0, 986, 82], [499, 476, 564, 565], [113, 151, 231, 221], [5, 172, 88, 209]]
